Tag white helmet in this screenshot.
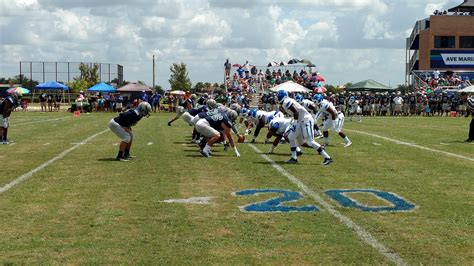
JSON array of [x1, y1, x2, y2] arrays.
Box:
[[137, 102, 152, 117]]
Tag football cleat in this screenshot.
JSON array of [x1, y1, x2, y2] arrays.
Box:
[[344, 142, 352, 148], [322, 158, 333, 165], [296, 151, 304, 156], [286, 158, 298, 164], [116, 157, 130, 162], [200, 151, 211, 158]]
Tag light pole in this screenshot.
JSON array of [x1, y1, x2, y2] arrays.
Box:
[[152, 54, 156, 89]]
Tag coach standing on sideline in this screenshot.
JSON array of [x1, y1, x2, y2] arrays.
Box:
[[108, 102, 152, 161], [0, 89, 21, 144], [461, 93, 474, 142]]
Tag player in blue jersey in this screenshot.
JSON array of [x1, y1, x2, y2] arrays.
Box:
[[0, 90, 21, 144], [108, 102, 152, 161]]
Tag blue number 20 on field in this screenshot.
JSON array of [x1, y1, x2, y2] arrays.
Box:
[[324, 189, 416, 212], [234, 189, 319, 213]]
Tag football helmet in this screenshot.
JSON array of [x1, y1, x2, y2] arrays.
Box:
[[312, 94, 323, 104], [277, 90, 288, 103], [137, 102, 152, 117], [268, 120, 279, 130], [248, 109, 257, 118], [295, 94, 304, 103], [206, 99, 217, 109], [226, 109, 238, 122]]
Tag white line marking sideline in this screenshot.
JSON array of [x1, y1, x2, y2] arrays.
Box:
[[248, 144, 407, 266], [346, 129, 474, 162], [0, 129, 109, 194], [11, 117, 70, 127]]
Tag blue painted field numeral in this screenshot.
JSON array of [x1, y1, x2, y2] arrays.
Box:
[[234, 189, 319, 213], [324, 189, 416, 212]]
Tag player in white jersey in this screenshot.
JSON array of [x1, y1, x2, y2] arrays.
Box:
[[277, 90, 333, 165], [313, 94, 352, 147], [348, 96, 362, 122], [296, 95, 323, 137], [264, 117, 303, 155]]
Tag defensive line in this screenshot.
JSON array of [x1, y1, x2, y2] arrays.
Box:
[[0, 129, 109, 194], [345, 129, 474, 162], [248, 144, 407, 266]]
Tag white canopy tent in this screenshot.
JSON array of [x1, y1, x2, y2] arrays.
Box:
[[459, 85, 474, 93], [269, 81, 311, 93]]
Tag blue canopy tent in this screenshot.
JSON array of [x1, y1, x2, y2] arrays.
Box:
[[35, 81, 69, 90], [34, 81, 69, 105], [87, 82, 116, 93]]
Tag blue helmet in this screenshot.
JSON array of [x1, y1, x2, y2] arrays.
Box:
[[269, 120, 279, 130], [277, 90, 288, 103], [241, 108, 248, 116], [312, 93, 324, 103], [295, 94, 304, 103], [248, 108, 257, 118]]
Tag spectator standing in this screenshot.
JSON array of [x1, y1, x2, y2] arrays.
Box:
[[461, 93, 474, 142], [151, 91, 162, 113], [224, 59, 231, 78], [116, 94, 124, 112], [39, 93, 47, 112], [54, 91, 62, 112], [47, 93, 53, 112], [76, 91, 85, 113], [243, 61, 250, 79]]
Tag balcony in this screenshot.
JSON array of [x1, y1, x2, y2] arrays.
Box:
[[409, 50, 419, 71], [408, 18, 430, 50]]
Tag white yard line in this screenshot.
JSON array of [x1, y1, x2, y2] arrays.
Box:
[[11, 117, 70, 127], [248, 144, 407, 266], [0, 129, 109, 194], [346, 129, 474, 162]]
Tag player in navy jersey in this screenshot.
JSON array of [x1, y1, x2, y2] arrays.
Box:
[[0, 90, 21, 144], [108, 102, 152, 161], [195, 108, 240, 157]]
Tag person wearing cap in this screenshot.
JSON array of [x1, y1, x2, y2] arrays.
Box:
[[0, 90, 21, 144], [461, 93, 474, 142], [76, 91, 85, 113]]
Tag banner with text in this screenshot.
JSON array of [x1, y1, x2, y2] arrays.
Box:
[[431, 50, 474, 68]]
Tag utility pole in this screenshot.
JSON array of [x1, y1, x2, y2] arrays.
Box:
[[152, 54, 156, 89]]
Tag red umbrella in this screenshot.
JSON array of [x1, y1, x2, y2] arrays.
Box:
[[232, 64, 241, 67], [315, 75, 326, 82], [314, 87, 327, 93]]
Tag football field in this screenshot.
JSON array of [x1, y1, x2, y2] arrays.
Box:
[[1, 112, 473, 264]]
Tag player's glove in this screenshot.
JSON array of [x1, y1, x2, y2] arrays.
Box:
[[234, 147, 240, 157], [224, 143, 229, 152]]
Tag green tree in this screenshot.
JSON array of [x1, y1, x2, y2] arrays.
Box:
[[168, 62, 191, 92], [193, 82, 206, 93], [68, 63, 100, 93], [154, 85, 165, 95]]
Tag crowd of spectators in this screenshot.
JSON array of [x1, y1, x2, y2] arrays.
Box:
[[433, 10, 474, 16]]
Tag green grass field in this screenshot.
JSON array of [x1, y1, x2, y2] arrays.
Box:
[[1, 111, 473, 264]]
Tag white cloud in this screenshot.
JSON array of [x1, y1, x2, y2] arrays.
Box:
[[0, 0, 460, 87]]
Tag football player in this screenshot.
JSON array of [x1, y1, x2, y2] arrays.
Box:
[[264, 116, 302, 155], [108, 102, 152, 161], [247, 109, 284, 143], [295, 94, 323, 138], [278, 90, 333, 165], [195, 108, 241, 157], [313, 94, 352, 147], [348, 96, 362, 122], [0, 89, 21, 144], [167, 94, 197, 126]]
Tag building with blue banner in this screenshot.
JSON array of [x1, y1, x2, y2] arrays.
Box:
[[406, 0, 474, 86]]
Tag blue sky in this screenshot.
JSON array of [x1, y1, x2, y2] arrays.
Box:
[[0, 0, 462, 88]]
